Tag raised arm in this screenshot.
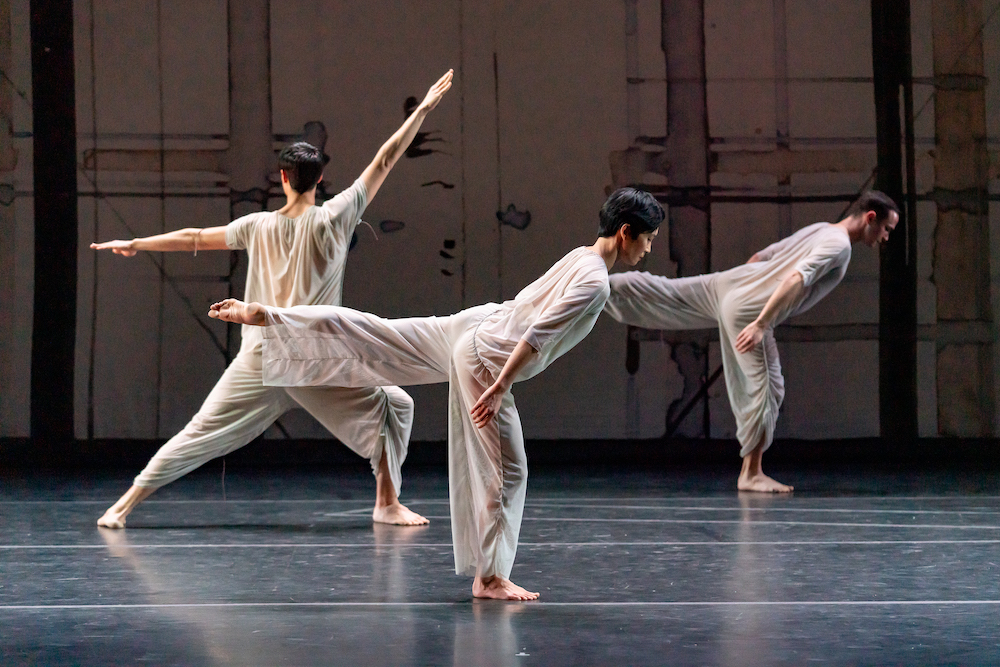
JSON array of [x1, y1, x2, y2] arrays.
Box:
[[359, 69, 453, 202], [90, 226, 228, 257], [734, 269, 804, 353]]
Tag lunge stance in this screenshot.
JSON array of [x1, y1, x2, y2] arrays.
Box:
[[208, 188, 663, 600], [605, 191, 899, 492], [91, 70, 454, 528]]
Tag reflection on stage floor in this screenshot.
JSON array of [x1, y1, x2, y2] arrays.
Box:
[[2, 465, 999, 665]]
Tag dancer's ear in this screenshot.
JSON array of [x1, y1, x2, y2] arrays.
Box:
[[617, 223, 631, 247]]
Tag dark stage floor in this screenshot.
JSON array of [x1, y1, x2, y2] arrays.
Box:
[[2, 465, 1000, 665]]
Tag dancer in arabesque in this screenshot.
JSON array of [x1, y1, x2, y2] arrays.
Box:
[[91, 70, 454, 529], [208, 187, 664, 600], [604, 191, 899, 492]]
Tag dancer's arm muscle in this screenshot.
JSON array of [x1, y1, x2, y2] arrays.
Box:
[[90, 226, 228, 256], [359, 70, 453, 202]]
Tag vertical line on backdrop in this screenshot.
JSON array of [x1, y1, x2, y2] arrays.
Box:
[[493, 51, 502, 301], [154, 0, 166, 436], [772, 0, 792, 240], [87, 0, 99, 440], [458, 0, 467, 307]]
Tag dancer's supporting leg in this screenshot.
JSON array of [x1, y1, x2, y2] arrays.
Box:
[[449, 326, 536, 600], [98, 350, 423, 527]]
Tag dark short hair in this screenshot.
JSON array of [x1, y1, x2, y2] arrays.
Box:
[[846, 190, 900, 223], [278, 142, 325, 194], [598, 188, 664, 238]]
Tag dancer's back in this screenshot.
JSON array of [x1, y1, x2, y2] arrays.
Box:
[[227, 180, 367, 351]]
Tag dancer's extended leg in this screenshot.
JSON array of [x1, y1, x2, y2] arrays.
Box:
[[97, 351, 292, 527]]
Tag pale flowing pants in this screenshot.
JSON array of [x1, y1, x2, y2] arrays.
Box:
[[606, 272, 785, 456], [133, 347, 414, 496], [261, 304, 526, 579]]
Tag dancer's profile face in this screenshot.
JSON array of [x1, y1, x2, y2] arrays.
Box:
[[619, 226, 658, 265], [863, 210, 898, 247]]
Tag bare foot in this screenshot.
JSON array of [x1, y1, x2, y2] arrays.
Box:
[[372, 502, 429, 526], [208, 298, 266, 326], [473, 576, 539, 601], [737, 472, 793, 493], [97, 508, 127, 529]]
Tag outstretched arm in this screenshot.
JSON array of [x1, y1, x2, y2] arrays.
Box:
[[470, 339, 538, 428], [90, 226, 228, 256], [359, 69, 453, 202], [735, 270, 804, 353]]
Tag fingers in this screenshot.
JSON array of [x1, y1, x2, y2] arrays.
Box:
[[470, 398, 495, 428]]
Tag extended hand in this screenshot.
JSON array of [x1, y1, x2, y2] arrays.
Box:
[[470, 381, 506, 428], [90, 239, 137, 257], [735, 321, 766, 354], [419, 70, 454, 112]]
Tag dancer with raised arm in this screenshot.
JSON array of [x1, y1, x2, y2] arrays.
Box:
[[90, 70, 454, 529], [604, 191, 899, 492], [208, 187, 663, 600]]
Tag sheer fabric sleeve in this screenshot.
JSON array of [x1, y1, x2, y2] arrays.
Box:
[[794, 235, 851, 287], [321, 178, 369, 240], [225, 213, 261, 249], [520, 278, 609, 354]]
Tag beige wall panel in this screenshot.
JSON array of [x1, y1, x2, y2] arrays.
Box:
[[160, 0, 228, 135], [986, 6, 1000, 139], [786, 0, 872, 78], [0, 196, 32, 437], [90, 198, 166, 437], [918, 339, 937, 436], [710, 202, 782, 272], [704, 0, 774, 79], [93, 0, 161, 134], [707, 81, 776, 138], [789, 82, 875, 137], [776, 341, 879, 438], [635, 0, 665, 81], [0, 0, 30, 437]]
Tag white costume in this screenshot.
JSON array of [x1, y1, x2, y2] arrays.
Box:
[[134, 179, 414, 494], [258, 247, 610, 578], [605, 223, 851, 456]]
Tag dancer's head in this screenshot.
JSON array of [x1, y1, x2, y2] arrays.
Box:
[[599, 188, 664, 265], [845, 190, 900, 247], [278, 142, 326, 194]]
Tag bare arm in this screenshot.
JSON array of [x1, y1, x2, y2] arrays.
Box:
[[90, 226, 229, 257], [746, 252, 761, 263], [470, 339, 538, 428], [359, 69, 453, 202], [734, 270, 805, 354]]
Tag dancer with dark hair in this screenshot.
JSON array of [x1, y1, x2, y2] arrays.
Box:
[[207, 187, 664, 600], [605, 191, 900, 492], [90, 70, 454, 529]]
